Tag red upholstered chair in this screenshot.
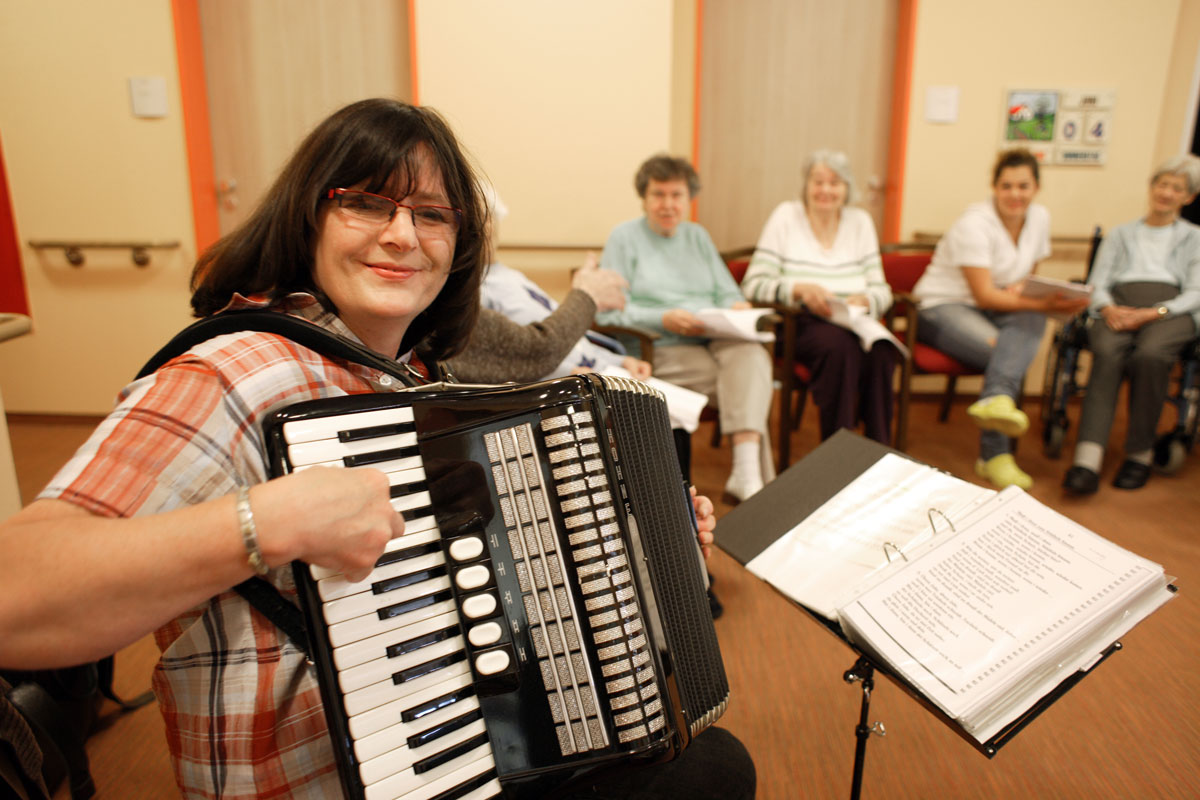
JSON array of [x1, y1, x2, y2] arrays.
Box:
[[723, 248, 811, 471], [881, 244, 982, 452]]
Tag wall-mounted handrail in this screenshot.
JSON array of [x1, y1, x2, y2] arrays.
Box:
[[27, 239, 181, 267]]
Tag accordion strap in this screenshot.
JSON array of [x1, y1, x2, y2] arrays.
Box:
[[136, 310, 442, 656]]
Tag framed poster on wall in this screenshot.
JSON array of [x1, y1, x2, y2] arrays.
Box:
[[1002, 89, 1114, 166]]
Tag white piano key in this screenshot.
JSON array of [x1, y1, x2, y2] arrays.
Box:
[[333, 610, 461, 672], [353, 694, 482, 764], [288, 430, 418, 467], [338, 634, 466, 695], [318, 551, 448, 603], [392, 491, 433, 515], [344, 658, 471, 720], [281, 406, 414, 444], [347, 667, 475, 741], [326, 585, 454, 648], [386, 465, 426, 488], [359, 717, 487, 787], [362, 744, 495, 800], [323, 564, 449, 625]]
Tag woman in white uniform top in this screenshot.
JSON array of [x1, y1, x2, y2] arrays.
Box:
[[913, 148, 1089, 489]]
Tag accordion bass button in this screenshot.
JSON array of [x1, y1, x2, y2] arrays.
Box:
[[468, 621, 503, 647], [475, 649, 511, 675], [455, 565, 491, 591], [461, 593, 497, 619], [449, 536, 485, 562]]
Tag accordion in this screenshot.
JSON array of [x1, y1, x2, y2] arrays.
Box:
[[263, 374, 730, 800]]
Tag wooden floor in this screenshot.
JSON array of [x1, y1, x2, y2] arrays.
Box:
[[7, 393, 1200, 800]]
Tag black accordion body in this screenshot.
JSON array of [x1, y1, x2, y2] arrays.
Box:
[[263, 374, 730, 800]]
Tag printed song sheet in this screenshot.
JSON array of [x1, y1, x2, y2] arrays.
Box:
[[694, 308, 776, 342], [827, 297, 910, 357], [746, 454, 994, 619], [837, 486, 1173, 740]]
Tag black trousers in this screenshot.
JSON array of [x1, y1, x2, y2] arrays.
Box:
[[788, 315, 901, 445]]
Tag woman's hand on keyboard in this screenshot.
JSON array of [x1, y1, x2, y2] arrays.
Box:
[[257, 467, 405, 583]]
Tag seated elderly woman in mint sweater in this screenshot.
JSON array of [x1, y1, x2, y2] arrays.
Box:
[[597, 154, 775, 502], [1063, 154, 1200, 495]]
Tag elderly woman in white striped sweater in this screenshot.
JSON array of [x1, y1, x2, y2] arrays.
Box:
[[741, 149, 900, 444]]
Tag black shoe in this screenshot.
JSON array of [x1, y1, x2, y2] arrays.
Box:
[[1112, 460, 1151, 490], [707, 588, 724, 620], [1062, 465, 1100, 496]]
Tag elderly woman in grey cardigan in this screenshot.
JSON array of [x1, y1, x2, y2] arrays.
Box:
[[1063, 154, 1200, 495]]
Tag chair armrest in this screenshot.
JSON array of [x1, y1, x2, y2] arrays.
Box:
[[592, 324, 660, 363]]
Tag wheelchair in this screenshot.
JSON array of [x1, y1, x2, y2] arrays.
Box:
[[1039, 311, 1200, 473]]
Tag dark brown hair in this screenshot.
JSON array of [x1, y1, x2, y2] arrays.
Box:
[[634, 153, 701, 198], [190, 98, 487, 360], [992, 148, 1040, 186]]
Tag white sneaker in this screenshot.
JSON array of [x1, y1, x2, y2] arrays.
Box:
[[723, 473, 763, 503]]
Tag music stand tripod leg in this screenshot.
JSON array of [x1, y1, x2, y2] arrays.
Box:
[[844, 657, 884, 800]]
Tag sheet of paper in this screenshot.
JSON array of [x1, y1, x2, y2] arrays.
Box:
[[694, 308, 775, 342], [827, 298, 909, 358], [837, 486, 1169, 727], [1019, 275, 1093, 321], [745, 453, 993, 619], [601, 366, 709, 433]]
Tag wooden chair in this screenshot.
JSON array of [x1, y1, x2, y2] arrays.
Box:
[[880, 242, 982, 452]]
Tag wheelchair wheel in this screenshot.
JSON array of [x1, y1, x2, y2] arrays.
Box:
[[1153, 434, 1188, 474], [1043, 422, 1067, 459]]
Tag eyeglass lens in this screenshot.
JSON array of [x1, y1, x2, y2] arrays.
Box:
[[332, 189, 459, 233]]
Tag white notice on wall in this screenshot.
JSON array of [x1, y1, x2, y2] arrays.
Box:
[[925, 86, 960, 124]]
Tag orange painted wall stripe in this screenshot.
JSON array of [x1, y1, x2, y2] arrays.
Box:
[[172, 0, 220, 257], [883, 0, 918, 243], [690, 0, 704, 221], [408, 0, 420, 105]]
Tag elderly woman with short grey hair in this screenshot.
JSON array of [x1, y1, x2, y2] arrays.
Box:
[[1063, 154, 1200, 495], [741, 148, 899, 445]]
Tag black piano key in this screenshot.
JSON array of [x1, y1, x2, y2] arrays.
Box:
[[394, 650, 467, 685], [390, 480, 430, 499], [373, 565, 448, 595], [344, 444, 420, 467], [426, 768, 499, 800], [412, 732, 490, 775], [338, 420, 416, 442], [378, 588, 454, 621], [401, 685, 477, 723], [402, 504, 435, 522], [377, 540, 441, 568], [386, 623, 461, 658], [407, 707, 484, 749]]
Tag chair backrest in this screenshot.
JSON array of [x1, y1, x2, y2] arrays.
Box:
[[880, 249, 934, 295], [720, 246, 755, 285]]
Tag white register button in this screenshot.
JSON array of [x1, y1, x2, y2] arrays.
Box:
[[455, 565, 491, 590], [449, 536, 485, 562], [468, 621, 502, 647], [475, 649, 510, 675], [461, 594, 497, 619]]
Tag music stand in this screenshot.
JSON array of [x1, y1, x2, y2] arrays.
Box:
[[716, 430, 1134, 800]]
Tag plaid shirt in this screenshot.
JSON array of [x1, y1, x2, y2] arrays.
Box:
[[41, 294, 424, 798]]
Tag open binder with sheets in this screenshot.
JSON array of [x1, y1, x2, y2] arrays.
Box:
[[720, 431, 1176, 750]]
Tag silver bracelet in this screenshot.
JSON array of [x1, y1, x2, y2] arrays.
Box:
[[236, 486, 270, 576]]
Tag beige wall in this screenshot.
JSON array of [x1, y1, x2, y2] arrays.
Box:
[[414, 0, 681, 252], [0, 1, 197, 415], [901, 0, 1190, 242]]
